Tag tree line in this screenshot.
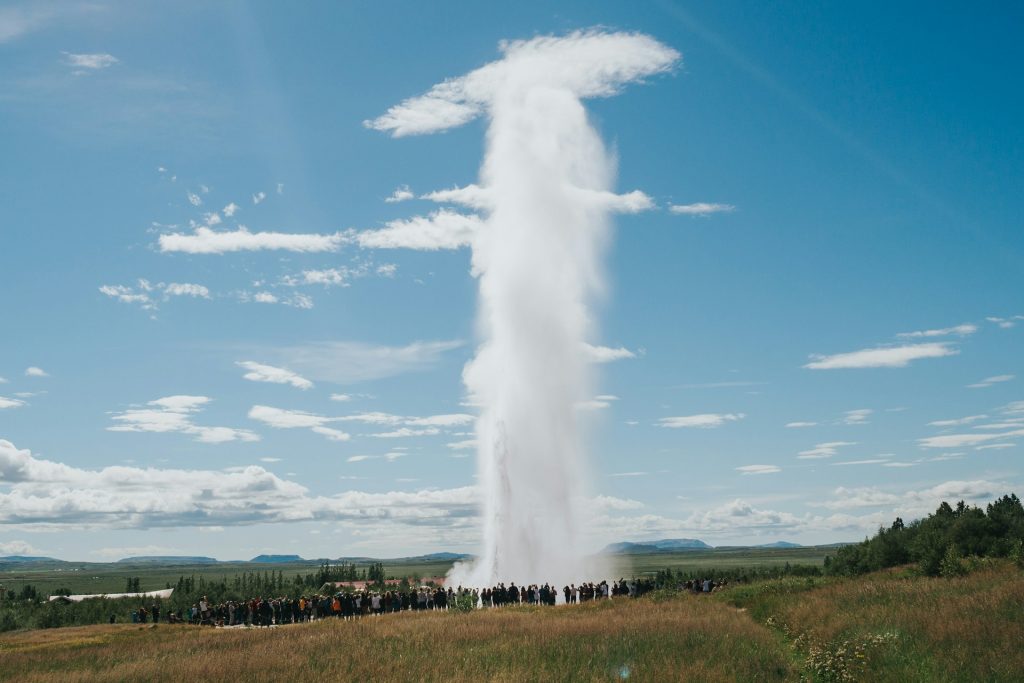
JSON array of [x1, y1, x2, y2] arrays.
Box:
[[824, 493, 1024, 576]]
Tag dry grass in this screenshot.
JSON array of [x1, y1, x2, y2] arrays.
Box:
[[0, 596, 794, 682], [727, 562, 1024, 682]]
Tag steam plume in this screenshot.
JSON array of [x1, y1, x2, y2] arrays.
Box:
[[369, 31, 679, 588]]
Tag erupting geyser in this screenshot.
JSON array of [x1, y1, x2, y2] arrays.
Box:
[[368, 31, 679, 588]]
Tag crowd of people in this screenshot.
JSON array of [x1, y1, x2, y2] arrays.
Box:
[[124, 576, 726, 628]]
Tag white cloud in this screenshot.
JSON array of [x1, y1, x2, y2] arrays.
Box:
[[330, 393, 352, 402], [163, 283, 210, 298], [975, 443, 1015, 451], [609, 471, 648, 477], [0, 539, 43, 556], [276, 183, 285, 195], [236, 361, 313, 390], [259, 457, 282, 463], [366, 427, 440, 438], [247, 405, 350, 442], [252, 291, 278, 304], [264, 339, 463, 384], [804, 342, 957, 369], [365, 30, 680, 137], [0, 439, 479, 531], [929, 414, 988, 427], [187, 191, 203, 206], [797, 441, 856, 459], [896, 323, 977, 338], [785, 421, 817, 428], [736, 465, 780, 475], [0, 396, 27, 409], [447, 439, 477, 451], [100, 280, 211, 312], [581, 343, 636, 363], [585, 189, 656, 213], [159, 227, 348, 254], [832, 459, 890, 466], [108, 395, 259, 444], [967, 374, 1015, 389], [986, 316, 1021, 329], [918, 429, 1024, 449], [385, 185, 415, 203], [842, 408, 872, 425], [25, 367, 48, 377], [591, 495, 645, 512], [815, 480, 1008, 512], [62, 52, 117, 72], [421, 184, 493, 210], [377, 263, 398, 277], [658, 413, 744, 429], [669, 202, 735, 216], [223, 202, 239, 217], [404, 413, 474, 427], [253, 191, 266, 204], [357, 210, 481, 250]]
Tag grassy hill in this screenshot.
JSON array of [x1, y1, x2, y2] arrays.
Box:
[[1, 561, 1021, 681]]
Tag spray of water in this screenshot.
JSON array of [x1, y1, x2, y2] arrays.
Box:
[[368, 31, 680, 589]]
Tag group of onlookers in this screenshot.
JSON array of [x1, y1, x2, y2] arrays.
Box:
[[124, 576, 726, 627]]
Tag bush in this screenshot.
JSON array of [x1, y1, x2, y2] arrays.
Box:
[[450, 592, 477, 613], [939, 545, 966, 578]]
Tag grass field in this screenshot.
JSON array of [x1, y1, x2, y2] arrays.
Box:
[[2, 561, 1021, 682]]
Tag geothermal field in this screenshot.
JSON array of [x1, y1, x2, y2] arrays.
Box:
[[2, 3, 1023, 681]]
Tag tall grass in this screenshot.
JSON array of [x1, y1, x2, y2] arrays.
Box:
[[0, 595, 793, 682], [723, 561, 1024, 681]]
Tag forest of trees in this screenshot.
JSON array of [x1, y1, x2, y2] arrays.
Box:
[[825, 493, 1024, 576]]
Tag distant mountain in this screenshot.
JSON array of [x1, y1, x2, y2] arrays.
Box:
[[603, 539, 712, 554], [116, 556, 218, 564], [756, 541, 802, 549], [414, 552, 472, 561], [250, 554, 305, 563], [0, 555, 61, 563]]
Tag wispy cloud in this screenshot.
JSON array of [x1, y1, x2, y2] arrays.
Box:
[[842, 409, 872, 425], [108, 395, 259, 444], [581, 343, 637, 363], [785, 421, 817, 428], [658, 413, 744, 428], [804, 342, 957, 369], [929, 414, 988, 427], [261, 340, 463, 384], [0, 396, 27, 409], [100, 279, 210, 312], [669, 202, 735, 216], [247, 405, 351, 442], [385, 185, 414, 203], [62, 52, 118, 73], [967, 374, 1014, 389], [357, 210, 481, 250], [236, 361, 313, 390], [736, 464, 780, 475], [159, 227, 348, 254], [797, 441, 856, 459], [24, 367, 48, 377], [896, 323, 977, 338]]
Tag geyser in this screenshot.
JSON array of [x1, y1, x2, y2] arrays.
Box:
[[369, 31, 679, 588]]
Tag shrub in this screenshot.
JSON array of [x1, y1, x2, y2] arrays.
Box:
[[939, 544, 966, 578]]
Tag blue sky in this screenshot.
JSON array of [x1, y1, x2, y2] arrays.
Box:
[[0, 1, 1022, 561]]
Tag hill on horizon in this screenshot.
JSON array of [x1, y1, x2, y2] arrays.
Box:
[[602, 539, 806, 554]]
